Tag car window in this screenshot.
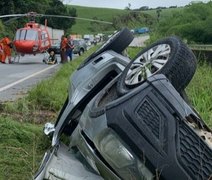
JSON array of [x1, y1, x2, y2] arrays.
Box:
[[73, 40, 79, 45], [52, 42, 60, 46]]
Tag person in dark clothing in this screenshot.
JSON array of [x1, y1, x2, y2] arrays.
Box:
[[60, 35, 68, 63], [66, 35, 74, 61], [43, 51, 57, 64]]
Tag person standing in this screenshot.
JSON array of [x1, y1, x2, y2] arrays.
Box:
[[66, 35, 74, 61], [0, 42, 5, 63], [0, 35, 12, 64], [60, 35, 68, 63]]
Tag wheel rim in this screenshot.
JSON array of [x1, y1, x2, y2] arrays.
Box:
[[125, 43, 171, 86]]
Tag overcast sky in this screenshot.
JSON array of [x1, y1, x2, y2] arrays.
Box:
[[63, 0, 209, 9]]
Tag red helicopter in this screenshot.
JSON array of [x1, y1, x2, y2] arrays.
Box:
[[13, 13, 51, 55], [0, 12, 112, 61]]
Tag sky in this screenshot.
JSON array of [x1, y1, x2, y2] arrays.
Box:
[[63, 0, 209, 9]]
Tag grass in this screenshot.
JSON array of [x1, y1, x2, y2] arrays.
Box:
[[0, 116, 50, 180], [69, 5, 128, 34], [69, 6, 186, 35], [126, 47, 141, 59], [186, 62, 212, 127], [0, 45, 211, 179]]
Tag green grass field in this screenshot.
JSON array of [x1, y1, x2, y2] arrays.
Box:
[[69, 6, 185, 35], [69, 6, 128, 34], [0, 117, 49, 179]]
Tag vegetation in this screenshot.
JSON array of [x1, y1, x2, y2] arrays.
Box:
[[150, 2, 212, 44], [186, 62, 212, 127], [69, 6, 157, 34], [0, 117, 49, 179], [69, 6, 127, 34], [71, 2, 212, 44], [112, 11, 156, 30], [0, 0, 76, 37]]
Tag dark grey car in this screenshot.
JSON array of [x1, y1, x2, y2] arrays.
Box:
[[34, 29, 212, 180], [48, 41, 61, 54], [73, 39, 87, 56]]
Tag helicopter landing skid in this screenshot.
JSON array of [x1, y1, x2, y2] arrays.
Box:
[[12, 54, 21, 63]]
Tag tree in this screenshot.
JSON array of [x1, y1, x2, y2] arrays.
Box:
[[125, 3, 131, 10], [156, 9, 162, 21], [40, 0, 76, 31], [155, 1, 212, 43], [0, 0, 77, 35]]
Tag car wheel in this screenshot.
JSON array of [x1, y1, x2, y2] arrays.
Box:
[[77, 27, 134, 69], [117, 36, 197, 96], [78, 48, 84, 56]]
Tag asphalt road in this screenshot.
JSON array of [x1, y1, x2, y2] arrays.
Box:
[[129, 35, 150, 47], [0, 53, 62, 102]]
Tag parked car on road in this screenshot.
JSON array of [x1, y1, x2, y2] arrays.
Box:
[[48, 39, 88, 56], [73, 39, 87, 56], [134, 27, 149, 34], [48, 41, 60, 54]]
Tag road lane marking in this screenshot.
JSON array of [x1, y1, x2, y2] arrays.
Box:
[[0, 65, 58, 92]]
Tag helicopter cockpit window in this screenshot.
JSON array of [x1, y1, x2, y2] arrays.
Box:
[[15, 29, 38, 41], [15, 30, 21, 41], [25, 29, 38, 40]]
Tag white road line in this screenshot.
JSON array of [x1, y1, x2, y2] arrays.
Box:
[[0, 65, 58, 92]]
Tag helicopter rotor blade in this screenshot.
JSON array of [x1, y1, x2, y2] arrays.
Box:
[[0, 12, 113, 25], [38, 14, 113, 25], [3, 17, 24, 24], [0, 14, 27, 19]]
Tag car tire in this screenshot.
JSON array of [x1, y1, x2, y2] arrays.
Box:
[[117, 36, 197, 96], [78, 49, 84, 56], [77, 27, 134, 69]]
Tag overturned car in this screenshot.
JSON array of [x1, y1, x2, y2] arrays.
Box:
[[34, 28, 212, 180]]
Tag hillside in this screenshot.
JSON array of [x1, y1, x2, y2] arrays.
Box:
[[68, 5, 184, 35], [69, 6, 127, 34]]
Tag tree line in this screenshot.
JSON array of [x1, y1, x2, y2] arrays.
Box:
[[154, 2, 212, 44], [0, 0, 77, 37]]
